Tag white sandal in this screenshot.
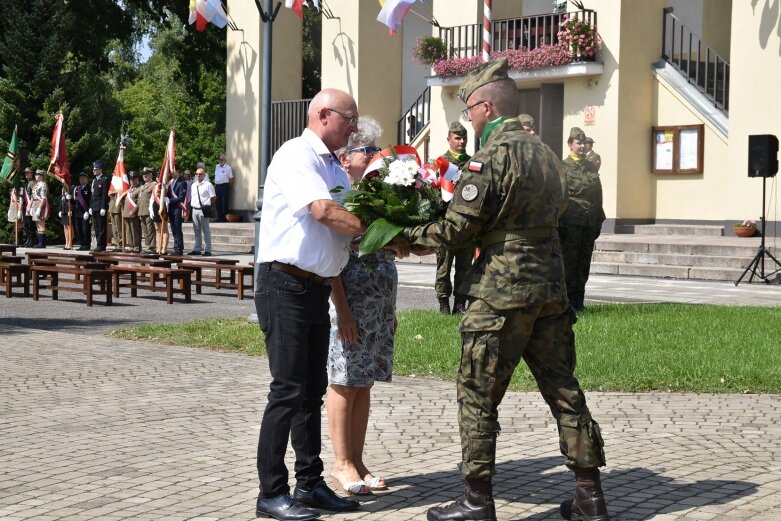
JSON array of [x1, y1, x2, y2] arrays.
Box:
[[363, 476, 388, 491]]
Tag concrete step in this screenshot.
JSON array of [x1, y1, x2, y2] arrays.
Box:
[[590, 262, 750, 282], [631, 224, 725, 236], [181, 222, 255, 253], [592, 250, 759, 269], [595, 236, 771, 258]]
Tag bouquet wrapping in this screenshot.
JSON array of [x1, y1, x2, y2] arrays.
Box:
[[343, 145, 446, 256]]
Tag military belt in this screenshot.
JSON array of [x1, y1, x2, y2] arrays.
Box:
[[482, 228, 555, 247]]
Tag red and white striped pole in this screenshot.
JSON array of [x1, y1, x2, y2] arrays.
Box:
[[482, 0, 492, 62]]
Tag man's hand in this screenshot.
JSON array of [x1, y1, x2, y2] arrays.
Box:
[[100, 209, 106, 216], [83, 212, 90, 221], [385, 236, 411, 259], [58, 211, 61, 218], [336, 309, 358, 344], [89, 208, 93, 216], [66, 194, 72, 200]]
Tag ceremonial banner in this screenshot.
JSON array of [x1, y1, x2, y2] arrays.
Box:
[[155, 130, 176, 219], [0, 125, 19, 182], [49, 113, 71, 187], [109, 146, 130, 201]]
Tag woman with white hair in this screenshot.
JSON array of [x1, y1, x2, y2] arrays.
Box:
[[327, 116, 396, 495]]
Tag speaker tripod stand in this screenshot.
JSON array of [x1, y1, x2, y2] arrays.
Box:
[[735, 175, 781, 285]]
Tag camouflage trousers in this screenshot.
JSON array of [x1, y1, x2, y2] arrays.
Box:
[[435, 247, 473, 298], [557, 224, 602, 295], [457, 298, 606, 480]]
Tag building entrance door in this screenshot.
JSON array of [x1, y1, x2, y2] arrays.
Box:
[[518, 83, 564, 158]]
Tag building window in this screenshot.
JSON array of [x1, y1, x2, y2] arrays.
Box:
[[652, 124, 704, 174]]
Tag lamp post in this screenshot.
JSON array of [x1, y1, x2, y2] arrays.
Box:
[[249, 0, 281, 323]]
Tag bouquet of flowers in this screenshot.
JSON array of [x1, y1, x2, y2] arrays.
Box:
[[342, 146, 445, 256]]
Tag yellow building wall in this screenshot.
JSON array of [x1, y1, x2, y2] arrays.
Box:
[[321, 0, 402, 148], [225, 0, 301, 213], [701, 0, 731, 59]]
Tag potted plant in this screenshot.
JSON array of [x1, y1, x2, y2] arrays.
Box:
[[733, 219, 757, 237], [411, 36, 448, 66], [557, 16, 601, 60]]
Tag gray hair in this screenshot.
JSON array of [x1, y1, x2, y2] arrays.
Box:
[[341, 116, 383, 152]]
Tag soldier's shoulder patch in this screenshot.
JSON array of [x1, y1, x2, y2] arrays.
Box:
[[461, 183, 479, 202], [467, 161, 483, 173]]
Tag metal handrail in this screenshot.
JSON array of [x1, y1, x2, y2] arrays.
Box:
[[398, 86, 431, 145], [438, 10, 597, 59], [661, 7, 729, 114]]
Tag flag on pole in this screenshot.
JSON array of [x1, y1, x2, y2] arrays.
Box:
[[189, 0, 229, 31], [285, 0, 319, 19], [433, 156, 458, 202], [154, 130, 176, 219], [49, 112, 71, 187], [0, 125, 19, 183], [377, 0, 417, 35], [109, 146, 130, 201]]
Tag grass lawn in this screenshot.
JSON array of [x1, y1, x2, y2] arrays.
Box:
[[110, 303, 781, 394]]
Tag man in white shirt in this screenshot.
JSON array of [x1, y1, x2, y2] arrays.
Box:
[[253, 88, 367, 521], [187, 168, 217, 256], [214, 153, 233, 221]]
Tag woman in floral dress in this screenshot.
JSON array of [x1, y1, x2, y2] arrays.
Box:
[[327, 117, 397, 495]]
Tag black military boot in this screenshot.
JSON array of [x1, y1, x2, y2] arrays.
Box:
[[452, 297, 467, 315], [560, 468, 609, 521], [426, 479, 496, 521], [438, 297, 451, 315], [32, 233, 46, 248]]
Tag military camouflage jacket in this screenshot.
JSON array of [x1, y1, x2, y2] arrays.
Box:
[[442, 148, 471, 168], [403, 118, 568, 310], [560, 155, 605, 228]]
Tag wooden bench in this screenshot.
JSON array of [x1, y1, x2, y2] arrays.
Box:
[[0, 262, 30, 298], [177, 262, 254, 300], [30, 265, 113, 306], [0, 244, 17, 256], [110, 265, 192, 304]]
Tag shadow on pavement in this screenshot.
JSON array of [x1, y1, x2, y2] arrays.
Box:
[[0, 317, 138, 332]]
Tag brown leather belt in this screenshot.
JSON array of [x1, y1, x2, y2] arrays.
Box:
[[270, 261, 333, 286]]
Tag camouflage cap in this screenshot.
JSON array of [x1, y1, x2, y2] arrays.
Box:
[[458, 58, 510, 103], [448, 121, 467, 136], [584, 136, 594, 144], [569, 126, 587, 142], [518, 113, 535, 128]]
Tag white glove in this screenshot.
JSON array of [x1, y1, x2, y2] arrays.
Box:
[[58, 211, 62, 218], [83, 212, 89, 221], [68, 211, 72, 217], [66, 194, 72, 200], [100, 209, 106, 216], [164, 197, 170, 205], [89, 208, 93, 216]]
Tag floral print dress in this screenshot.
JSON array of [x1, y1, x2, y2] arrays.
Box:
[[327, 250, 397, 387]]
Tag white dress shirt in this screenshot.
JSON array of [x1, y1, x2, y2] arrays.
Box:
[[190, 179, 216, 208], [214, 163, 233, 185], [257, 128, 352, 278]]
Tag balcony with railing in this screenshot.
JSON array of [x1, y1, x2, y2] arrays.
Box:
[[438, 9, 597, 59]]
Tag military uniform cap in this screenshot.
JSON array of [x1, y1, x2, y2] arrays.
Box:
[[78, 171, 89, 178], [518, 113, 535, 128], [448, 121, 467, 136], [34, 169, 45, 176], [129, 171, 140, 180], [142, 167, 153, 173], [584, 136, 594, 144], [92, 161, 104, 169], [569, 127, 587, 142], [24, 166, 33, 173], [458, 58, 510, 103]]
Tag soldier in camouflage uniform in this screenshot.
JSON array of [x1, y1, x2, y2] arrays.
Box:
[[558, 128, 605, 311], [398, 59, 609, 521], [435, 121, 474, 315], [584, 137, 601, 171]]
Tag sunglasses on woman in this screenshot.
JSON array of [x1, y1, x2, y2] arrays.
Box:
[[346, 145, 382, 155]]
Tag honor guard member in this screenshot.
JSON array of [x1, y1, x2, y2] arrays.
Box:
[[73, 172, 92, 250], [21, 167, 36, 246], [398, 59, 609, 521], [435, 121, 474, 315], [90, 161, 110, 252], [30, 170, 49, 248], [584, 136, 601, 171], [137, 167, 157, 253], [58, 185, 74, 249], [122, 172, 143, 253], [558, 127, 605, 311], [108, 188, 122, 251], [518, 113, 536, 134]]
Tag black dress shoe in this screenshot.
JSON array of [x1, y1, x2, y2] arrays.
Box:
[[255, 494, 319, 520], [293, 482, 359, 512], [186, 250, 200, 255], [93, 246, 106, 252], [202, 251, 212, 256]]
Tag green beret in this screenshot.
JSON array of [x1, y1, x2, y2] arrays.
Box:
[[458, 58, 510, 103], [518, 113, 535, 128], [569, 127, 586, 142], [448, 121, 467, 135]]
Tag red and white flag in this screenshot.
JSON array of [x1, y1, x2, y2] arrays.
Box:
[[154, 130, 176, 219], [189, 0, 228, 31], [48, 112, 71, 187], [109, 146, 130, 200], [364, 144, 421, 176], [377, 0, 416, 35], [433, 156, 459, 202], [285, 0, 319, 19]]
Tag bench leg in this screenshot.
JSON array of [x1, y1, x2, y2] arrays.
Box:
[[4, 269, 11, 298], [32, 272, 39, 301], [52, 273, 58, 301], [131, 272, 138, 297], [184, 275, 191, 303], [23, 271, 29, 297], [113, 272, 120, 298], [166, 274, 173, 304], [85, 274, 93, 307], [195, 267, 202, 294], [104, 275, 112, 306]]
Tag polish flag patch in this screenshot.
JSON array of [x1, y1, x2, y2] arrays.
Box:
[[468, 161, 483, 172]]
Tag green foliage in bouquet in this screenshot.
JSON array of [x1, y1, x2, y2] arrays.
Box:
[[343, 154, 444, 256]]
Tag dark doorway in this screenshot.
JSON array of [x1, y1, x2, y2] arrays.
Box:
[[517, 84, 564, 158]]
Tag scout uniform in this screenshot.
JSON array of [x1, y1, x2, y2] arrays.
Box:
[[137, 168, 157, 253], [22, 169, 36, 246], [122, 172, 142, 253], [30, 171, 49, 248]]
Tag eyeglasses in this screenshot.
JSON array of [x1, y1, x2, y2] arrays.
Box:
[[461, 100, 487, 121], [328, 108, 359, 126], [346, 145, 381, 156]]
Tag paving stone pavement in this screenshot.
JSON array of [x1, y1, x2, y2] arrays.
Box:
[[2, 324, 781, 521]]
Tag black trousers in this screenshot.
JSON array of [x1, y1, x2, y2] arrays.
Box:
[[94, 213, 107, 248], [169, 207, 184, 253], [75, 212, 91, 247], [254, 263, 331, 498], [215, 183, 230, 220], [23, 216, 35, 244]]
